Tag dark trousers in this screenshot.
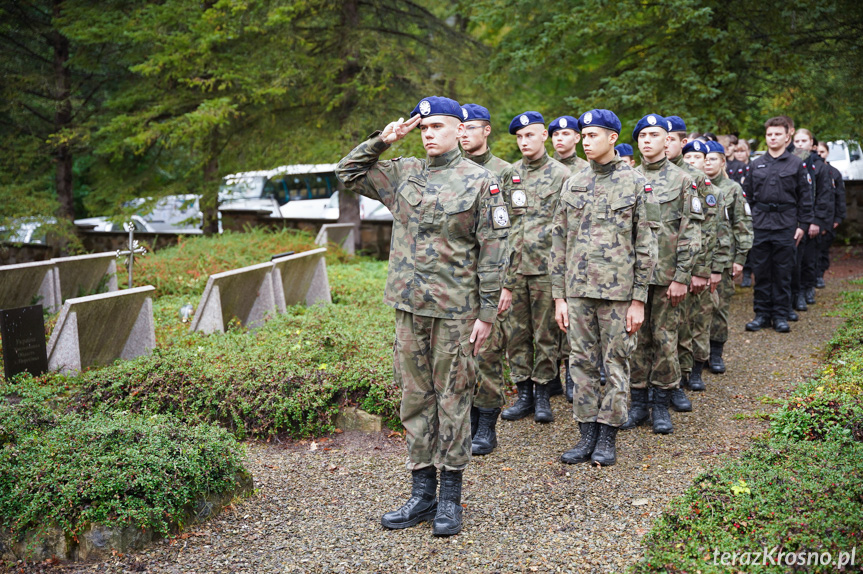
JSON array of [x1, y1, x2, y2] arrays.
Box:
[[751, 227, 796, 321], [791, 234, 820, 293], [820, 229, 836, 275]]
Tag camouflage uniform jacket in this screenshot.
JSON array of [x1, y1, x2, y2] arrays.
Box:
[[551, 155, 659, 303], [554, 151, 590, 174], [670, 154, 725, 275], [465, 148, 512, 181], [712, 171, 754, 268], [504, 152, 571, 288], [635, 157, 703, 286], [336, 135, 510, 323]]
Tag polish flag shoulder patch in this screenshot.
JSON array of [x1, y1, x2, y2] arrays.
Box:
[[644, 184, 653, 193], [490, 184, 500, 195], [513, 175, 521, 184]]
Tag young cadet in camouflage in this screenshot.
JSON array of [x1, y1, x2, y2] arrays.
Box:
[[552, 109, 659, 467], [459, 103, 512, 456], [500, 111, 571, 425], [622, 114, 702, 435], [335, 96, 510, 537], [704, 141, 753, 374], [665, 119, 723, 404], [549, 115, 591, 401]]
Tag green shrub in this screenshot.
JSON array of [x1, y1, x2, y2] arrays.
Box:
[[135, 227, 354, 298], [0, 410, 247, 538], [77, 260, 399, 438]]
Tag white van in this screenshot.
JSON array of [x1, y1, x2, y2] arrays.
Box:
[[825, 140, 863, 180]]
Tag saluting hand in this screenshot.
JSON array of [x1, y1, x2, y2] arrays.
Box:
[[381, 115, 421, 144]]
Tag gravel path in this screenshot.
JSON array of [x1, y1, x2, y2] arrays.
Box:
[[14, 249, 863, 574]]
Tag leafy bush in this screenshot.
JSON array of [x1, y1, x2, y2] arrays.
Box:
[[135, 227, 354, 298], [76, 260, 399, 438], [0, 374, 63, 445], [0, 409, 247, 538]]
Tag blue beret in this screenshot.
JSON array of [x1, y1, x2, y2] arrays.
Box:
[[410, 96, 463, 120], [549, 116, 579, 135], [682, 140, 707, 156], [509, 111, 545, 135], [578, 109, 621, 133], [615, 143, 634, 157], [704, 140, 726, 155], [462, 103, 490, 123], [665, 115, 687, 133], [631, 113, 668, 140]]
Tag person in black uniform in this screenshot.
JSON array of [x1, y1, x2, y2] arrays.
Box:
[[815, 140, 847, 287], [744, 117, 814, 333], [790, 128, 834, 310]]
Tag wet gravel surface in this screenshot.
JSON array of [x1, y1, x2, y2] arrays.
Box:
[[12, 248, 863, 574]]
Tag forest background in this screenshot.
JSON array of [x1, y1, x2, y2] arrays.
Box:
[[2, 0, 862, 236]]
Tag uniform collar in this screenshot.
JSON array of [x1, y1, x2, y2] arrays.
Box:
[[553, 151, 576, 165], [642, 156, 668, 171], [710, 170, 727, 183], [524, 151, 550, 170], [590, 154, 623, 174], [464, 147, 492, 166], [669, 154, 684, 168], [429, 146, 462, 169]]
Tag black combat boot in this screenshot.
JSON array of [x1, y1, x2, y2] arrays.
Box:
[[381, 467, 437, 529], [794, 292, 808, 312], [564, 362, 575, 403], [741, 270, 752, 287], [689, 361, 706, 391], [534, 383, 554, 423], [805, 286, 816, 305], [432, 470, 463, 536], [773, 317, 790, 333], [816, 275, 826, 289], [560, 422, 599, 464], [548, 372, 563, 397], [651, 388, 673, 434], [708, 340, 726, 374], [745, 315, 771, 331], [789, 309, 799, 322], [670, 383, 692, 412], [471, 408, 500, 456], [620, 387, 650, 430], [501, 380, 534, 421], [470, 405, 479, 439], [591, 424, 619, 466]]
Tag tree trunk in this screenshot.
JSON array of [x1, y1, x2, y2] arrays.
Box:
[[202, 140, 220, 236], [52, 0, 74, 223]]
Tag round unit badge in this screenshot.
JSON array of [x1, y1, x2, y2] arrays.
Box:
[[493, 206, 509, 227], [419, 100, 431, 116], [560, 117, 568, 128], [648, 115, 657, 125], [705, 193, 717, 207], [512, 190, 527, 207], [520, 114, 529, 126], [584, 112, 593, 124], [691, 196, 703, 214]]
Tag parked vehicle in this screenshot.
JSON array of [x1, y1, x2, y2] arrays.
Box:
[[826, 140, 863, 180]]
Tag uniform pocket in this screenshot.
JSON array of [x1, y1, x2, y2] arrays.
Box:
[[444, 201, 476, 239], [611, 195, 637, 231]]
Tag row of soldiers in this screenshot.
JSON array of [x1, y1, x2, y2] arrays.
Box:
[[335, 98, 821, 537]]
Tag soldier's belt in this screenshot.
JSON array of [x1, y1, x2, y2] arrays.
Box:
[[753, 202, 795, 212]]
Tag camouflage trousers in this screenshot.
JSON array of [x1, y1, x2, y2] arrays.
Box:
[[505, 274, 560, 385], [678, 287, 712, 373], [566, 297, 635, 427], [473, 308, 509, 409], [710, 269, 734, 343], [394, 310, 474, 472], [630, 285, 682, 390]]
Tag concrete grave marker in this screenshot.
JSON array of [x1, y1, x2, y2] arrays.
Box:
[[0, 260, 57, 311], [52, 252, 119, 308], [47, 286, 156, 374], [271, 247, 331, 311], [190, 261, 276, 334], [315, 223, 355, 255], [0, 305, 48, 380]]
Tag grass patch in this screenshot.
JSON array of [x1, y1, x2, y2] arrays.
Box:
[[633, 279, 863, 574]]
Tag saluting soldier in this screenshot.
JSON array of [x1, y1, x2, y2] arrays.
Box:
[[622, 114, 702, 435], [500, 111, 571, 424], [549, 115, 590, 401], [665, 118, 722, 406], [552, 109, 658, 466], [460, 103, 513, 456], [704, 140, 753, 373], [336, 96, 510, 537]]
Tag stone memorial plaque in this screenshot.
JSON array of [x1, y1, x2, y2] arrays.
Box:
[[0, 305, 48, 379]]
